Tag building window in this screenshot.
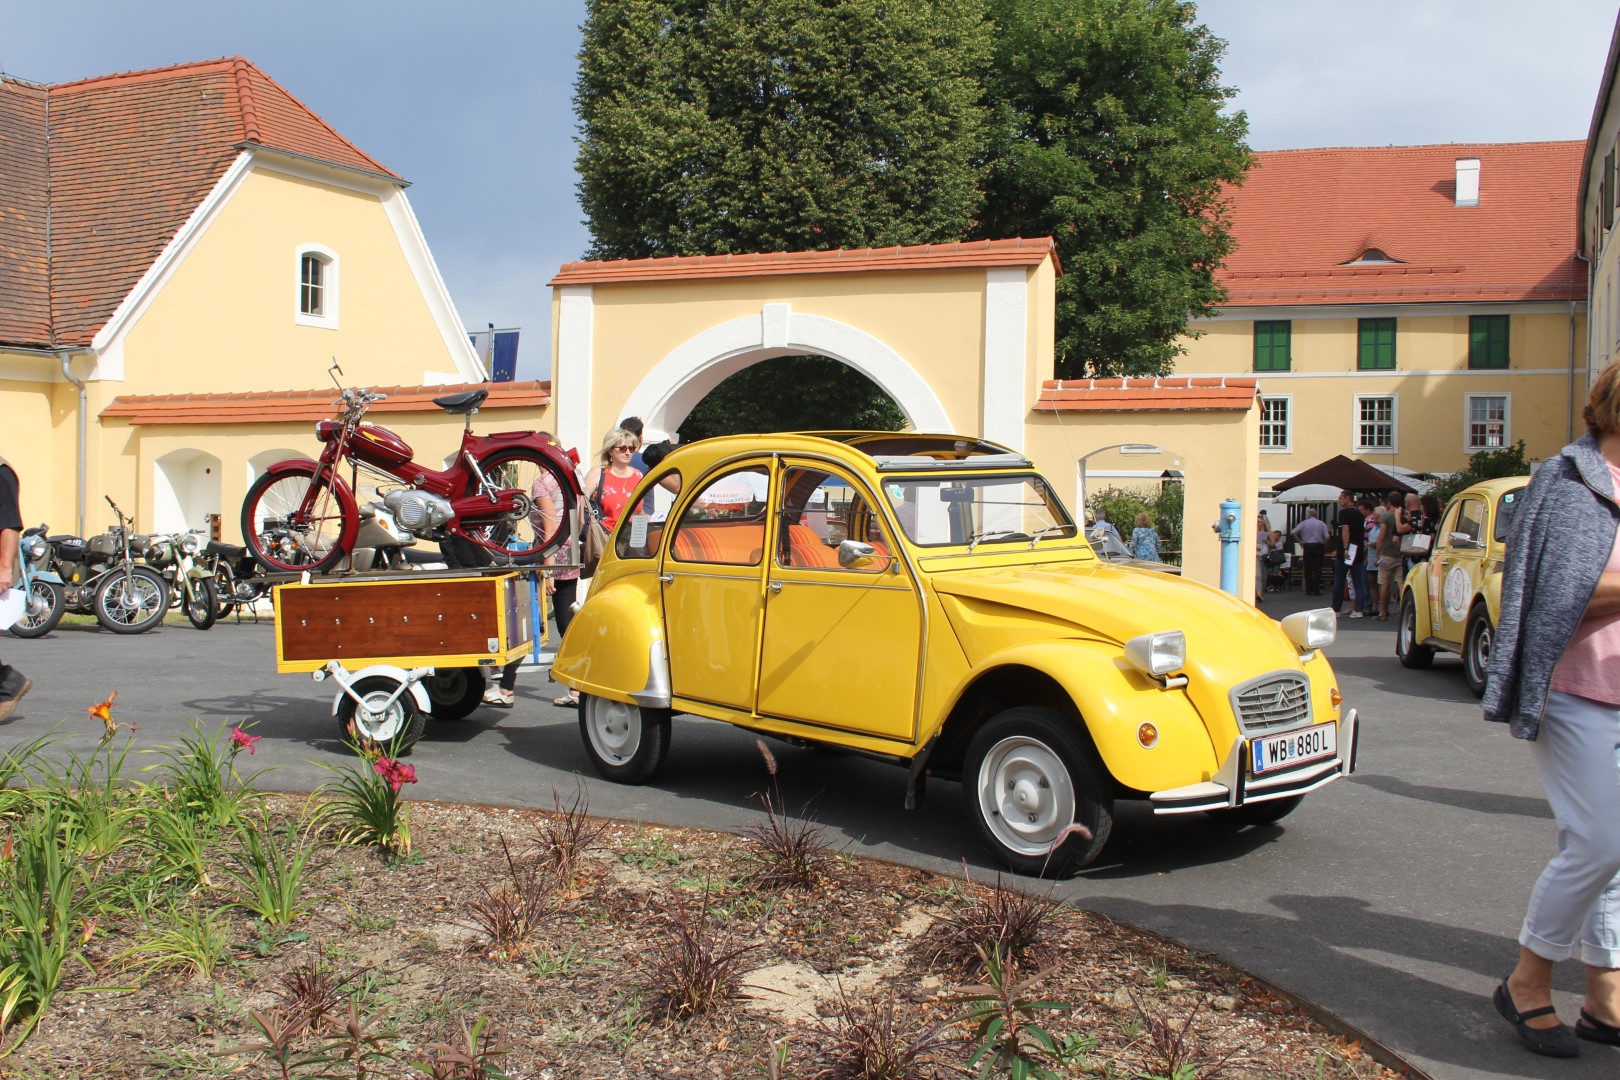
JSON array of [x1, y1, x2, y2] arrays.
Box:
[[1253, 321, 1291, 371], [1259, 396, 1291, 452], [294, 245, 339, 329], [1466, 394, 1510, 450], [1469, 315, 1509, 369], [1357, 318, 1396, 370], [1355, 395, 1397, 452]]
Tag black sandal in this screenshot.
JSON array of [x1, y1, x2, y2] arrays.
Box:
[[1494, 982, 1579, 1057], [1577, 1008, 1620, 1046]]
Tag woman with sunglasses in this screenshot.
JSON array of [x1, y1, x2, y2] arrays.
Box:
[[583, 426, 645, 536]]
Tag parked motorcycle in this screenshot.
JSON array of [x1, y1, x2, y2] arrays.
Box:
[[9, 525, 66, 638], [203, 540, 267, 622], [239, 362, 579, 573], [50, 497, 170, 634], [144, 529, 218, 630]]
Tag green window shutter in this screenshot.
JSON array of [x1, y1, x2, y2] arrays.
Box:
[[1468, 315, 1509, 369], [1357, 318, 1396, 370], [1253, 321, 1291, 371]]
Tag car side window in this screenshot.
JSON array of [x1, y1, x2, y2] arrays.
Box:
[[669, 466, 768, 566], [1451, 498, 1486, 549], [774, 466, 889, 573], [614, 469, 683, 561]]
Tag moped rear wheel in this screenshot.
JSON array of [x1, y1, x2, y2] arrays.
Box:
[[242, 465, 351, 573], [11, 579, 65, 638], [445, 448, 574, 566], [94, 566, 169, 634]]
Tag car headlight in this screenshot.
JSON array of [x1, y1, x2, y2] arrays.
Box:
[[1281, 608, 1337, 651], [1124, 630, 1186, 677], [181, 533, 200, 555], [22, 535, 45, 561]]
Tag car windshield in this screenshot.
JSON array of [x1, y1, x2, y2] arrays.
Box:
[[880, 474, 1077, 548]]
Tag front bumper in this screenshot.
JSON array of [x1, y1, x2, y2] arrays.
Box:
[[1148, 708, 1359, 814]]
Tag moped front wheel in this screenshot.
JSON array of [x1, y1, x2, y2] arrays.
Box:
[[11, 579, 65, 639], [184, 578, 218, 630], [94, 566, 169, 634], [445, 448, 574, 566], [242, 465, 351, 574]]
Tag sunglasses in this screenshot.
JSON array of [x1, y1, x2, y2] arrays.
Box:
[[612, 445, 635, 452]]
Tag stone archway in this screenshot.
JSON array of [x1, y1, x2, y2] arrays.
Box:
[[154, 448, 222, 534]]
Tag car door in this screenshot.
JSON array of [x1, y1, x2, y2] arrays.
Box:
[[660, 462, 773, 713], [756, 463, 923, 743], [1426, 494, 1488, 646]]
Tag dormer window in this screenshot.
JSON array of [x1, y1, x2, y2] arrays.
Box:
[[1344, 249, 1400, 266], [295, 244, 339, 328]]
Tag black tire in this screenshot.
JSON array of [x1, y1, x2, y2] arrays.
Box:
[[241, 464, 351, 574], [962, 706, 1113, 878], [578, 694, 672, 784], [183, 578, 218, 630], [93, 566, 170, 634], [1205, 794, 1304, 827], [11, 579, 65, 638], [447, 448, 575, 566], [1396, 589, 1435, 669], [423, 667, 485, 721], [336, 675, 426, 755], [1463, 605, 1493, 699]]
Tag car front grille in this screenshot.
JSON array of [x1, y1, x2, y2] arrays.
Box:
[[1230, 672, 1312, 737]]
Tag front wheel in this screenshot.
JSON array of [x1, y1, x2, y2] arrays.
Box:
[[184, 578, 218, 630], [578, 694, 671, 784], [93, 566, 169, 634], [448, 448, 576, 566], [336, 675, 426, 755], [1463, 605, 1494, 698], [962, 707, 1113, 878], [1396, 589, 1435, 669], [423, 667, 485, 721], [11, 579, 65, 638], [242, 464, 352, 574]]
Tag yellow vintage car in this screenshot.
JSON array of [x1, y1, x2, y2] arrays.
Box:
[[1396, 476, 1528, 697], [552, 433, 1358, 876]]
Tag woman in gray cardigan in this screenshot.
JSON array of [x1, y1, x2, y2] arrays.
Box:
[[1485, 360, 1620, 1057]]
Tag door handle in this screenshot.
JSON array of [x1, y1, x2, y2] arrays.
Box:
[[658, 573, 674, 584], [767, 581, 782, 595]]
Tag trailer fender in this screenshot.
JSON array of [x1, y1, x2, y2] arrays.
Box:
[[322, 663, 433, 718]]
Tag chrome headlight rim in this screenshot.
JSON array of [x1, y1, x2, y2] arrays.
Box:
[[180, 533, 200, 555], [1124, 630, 1187, 677], [21, 535, 46, 561]]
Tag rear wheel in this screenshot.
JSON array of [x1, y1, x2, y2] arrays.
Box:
[[242, 464, 351, 573], [578, 694, 671, 784], [1463, 605, 1494, 698], [962, 707, 1112, 877], [336, 675, 426, 755], [1396, 589, 1435, 669], [446, 449, 574, 566], [423, 667, 486, 721], [11, 579, 65, 638], [93, 566, 169, 634]]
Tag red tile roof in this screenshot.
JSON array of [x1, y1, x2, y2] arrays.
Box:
[[101, 380, 550, 426], [1219, 142, 1586, 307], [548, 237, 1061, 285], [1035, 377, 1259, 412], [0, 58, 398, 350]]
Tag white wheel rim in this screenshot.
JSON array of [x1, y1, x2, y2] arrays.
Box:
[[355, 693, 406, 742], [585, 697, 642, 765], [976, 735, 1077, 857], [1399, 603, 1414, 651], [1470, 622, 1491, 678]]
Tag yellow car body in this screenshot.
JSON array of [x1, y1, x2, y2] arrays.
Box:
[[552, 433, 1358, 875], [1396, 476, 1529, 697]]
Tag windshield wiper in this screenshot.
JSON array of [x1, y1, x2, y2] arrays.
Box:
[[966, 529, 1028, 552], [1026, 525, 1076, 548]]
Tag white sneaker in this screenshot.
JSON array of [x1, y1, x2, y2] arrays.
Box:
[[1348, 611, 1365, 619]]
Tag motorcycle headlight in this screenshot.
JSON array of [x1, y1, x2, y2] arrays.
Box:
[[1124, 630, 1186, 677], [22, 535, 46, 561], [181, 534, 200, 555]]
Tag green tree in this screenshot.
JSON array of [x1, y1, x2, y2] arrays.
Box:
[[1429, 440, 1533, 504], [575, 0, 992, 259], [678, 356, 905, 441], [975, 0, 1251, 378]]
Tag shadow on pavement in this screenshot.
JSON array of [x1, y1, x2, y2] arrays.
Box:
[[1351, 773, 1554, 820]]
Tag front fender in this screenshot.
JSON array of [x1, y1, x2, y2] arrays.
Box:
[[27, 568, 63, 585], [951, 640, 1221, 794], [262, 458, 362, 555], [551, 571, 667, 705]]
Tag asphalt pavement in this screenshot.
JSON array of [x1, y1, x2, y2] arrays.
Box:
[[0, 595, 1607, 1079]]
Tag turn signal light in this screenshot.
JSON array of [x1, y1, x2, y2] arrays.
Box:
[[1329, 688, 1343, 708], [1137, 722, 1159, 748]]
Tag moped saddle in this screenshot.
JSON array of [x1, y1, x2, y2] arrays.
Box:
[[433, 389, 488, 414], [206, 540, 248, 559]]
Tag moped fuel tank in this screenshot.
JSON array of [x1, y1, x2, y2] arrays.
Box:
[[350, 424, 414, 470]]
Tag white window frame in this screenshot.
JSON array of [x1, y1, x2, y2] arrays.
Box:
[[294, 244, 339, 329], [1464, 393, 1511, 451], [1353, 394, 1398, 454], [1258, 394, 1292, 453]]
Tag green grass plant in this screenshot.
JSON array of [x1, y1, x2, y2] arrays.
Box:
[[219, 814, 325, 927], [115, 903, 231, 980], [313, 739, 417, 860], [140, 721, 268, 828]]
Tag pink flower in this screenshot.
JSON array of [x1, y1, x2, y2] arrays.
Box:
[[229, 726, 261, 755], [372, 756, 418, 793]]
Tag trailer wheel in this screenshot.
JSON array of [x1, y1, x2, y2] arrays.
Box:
[[578, 694, 671, 784], [337, 675, 426, 755], [423, 667, 485, 721]]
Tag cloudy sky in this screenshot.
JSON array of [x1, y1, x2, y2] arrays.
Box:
[[5, 1, 1616, 379]]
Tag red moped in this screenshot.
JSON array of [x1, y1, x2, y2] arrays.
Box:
[[240, 368, 580, 573]]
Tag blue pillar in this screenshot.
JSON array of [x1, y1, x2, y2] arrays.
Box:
[[1218, 498, 1242, 596]]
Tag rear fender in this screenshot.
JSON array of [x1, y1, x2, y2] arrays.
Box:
[[261, 458, 361, 555], [945, 641, 1220, 793], [551, 574, 667, 706]]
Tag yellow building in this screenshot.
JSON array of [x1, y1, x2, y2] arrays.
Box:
[[0, 57, 490, 539], [1581, 15, 1620, 384], [1177, 142, 1589, 489]]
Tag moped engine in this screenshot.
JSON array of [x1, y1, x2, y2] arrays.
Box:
[[383, 489, 454, 532]]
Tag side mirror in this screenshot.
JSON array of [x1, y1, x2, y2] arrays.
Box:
[[838, 540, 876, 568], [1448, 531, 1477, 549]]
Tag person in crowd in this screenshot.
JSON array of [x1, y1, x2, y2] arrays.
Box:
[[584, 426, 646, 533], [1091, 510, 1122, 545], [1265, 529, 1292, 592], [0, 455, 31, 722], [1420, 493, 1443, 533], [1332, 490, 1366, 618], [1130, 512, 1160, 562], [1399, 492, 1425, 574], [1254, 513, 1272, 605], [1375, 492, 1402, 620], [1355, 496, 1380, 617], [1290, 507, 1331, 596], [485, 465, 579, 708], [1485, 359, 1620, 1058], [617, 415, 646, 470]]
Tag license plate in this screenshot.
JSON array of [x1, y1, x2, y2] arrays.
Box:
[[1251, 722, 1337, 774]]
